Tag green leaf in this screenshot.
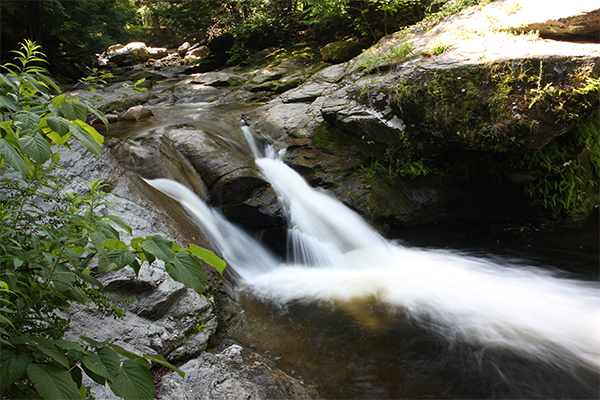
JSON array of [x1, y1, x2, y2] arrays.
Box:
[[165, 252, 208, 295], [69, 122, 102, 157], [108, 344, 150, 369], [143, 353, 184, 378], [34, 337, 71, 369], [77, 270, 104, 291], [188, 244, 226, 275], [98, 346, 120, 379], [108, 360, 156, 400], [18, 132, 52, 164], [46, 116, 71, 136], [79, 336, 107, 347], [141, 235, 175, 262], [98, 249, 136, 273], [27, 363, 81, 400], [0, 95, 17, 111], [0, 348, 32, 388], [81, 362, 106, 386], [81, 352, 110, 379], [0, 137, 30, 175], [104, 215, 133, 235], [61, 101, 88, 121], [72, 119, 104, 145], [84, 101, 109, 126], [15, 110, 41, 131]]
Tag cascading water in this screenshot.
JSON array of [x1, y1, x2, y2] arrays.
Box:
[[147, 125, 599, 397]]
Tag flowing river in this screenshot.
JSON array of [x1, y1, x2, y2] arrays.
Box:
[[109, 80, 599, 399]]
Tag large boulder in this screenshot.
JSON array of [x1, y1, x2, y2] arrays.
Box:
[[320, 40, 367, 64], [107, 42, 151, 66], [149, 124, 288, 255], [247, 0, 600, 229]]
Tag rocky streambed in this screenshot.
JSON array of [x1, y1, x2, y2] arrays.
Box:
[[62, 1, 599, 398]]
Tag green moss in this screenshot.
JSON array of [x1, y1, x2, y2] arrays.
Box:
[[520, 114, 599, 221], [357, 42, 415, 73], [313, 124, 361, 155]]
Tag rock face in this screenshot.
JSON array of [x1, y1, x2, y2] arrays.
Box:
[[248, 0, 600, 229], [157, 342, 318, 400]]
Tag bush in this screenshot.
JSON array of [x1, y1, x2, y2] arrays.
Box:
[[0, 41, 226, 399]]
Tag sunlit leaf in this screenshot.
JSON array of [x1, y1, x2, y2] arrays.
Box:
[[188, 244, 226, 275]]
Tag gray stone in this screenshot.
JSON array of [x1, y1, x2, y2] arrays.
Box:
[[121, 105, 154, 121], [157, 344, 318, 400]]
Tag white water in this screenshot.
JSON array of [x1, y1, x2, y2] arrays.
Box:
[[146, 128, 600, 370]]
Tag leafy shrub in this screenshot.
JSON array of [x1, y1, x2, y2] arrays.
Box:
[[0, 41, 226, 399]]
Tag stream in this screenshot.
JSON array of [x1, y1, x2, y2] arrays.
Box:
[[107, 78, 599, 399]]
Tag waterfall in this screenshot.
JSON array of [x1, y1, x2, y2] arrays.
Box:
[[146, 126, 600, 370]]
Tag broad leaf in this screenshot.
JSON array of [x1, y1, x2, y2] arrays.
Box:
[[81, 363, 106, 386], [108, 344, 150, 369], [79, 336, 107, 347], [46, 116, 70, 136], [81, 352, 110, 379], [61, 101, 88, 121], [69, 123, 102, 157], [188, 244, 226, 275], [108, 360, 156, 400], [27, 363, 80, 400], [84, 101, 109, 126], [141, 235, 175, 262], [165, 252, 208, 295], [98, 249, 136, 273], [0, 95, 17, 111], [0, 349, 32, 388], [104, 215, 132, 235], [98, 346, 120, 379], [0, 137, 29, 175], [72, 120, 104, 145], [18, 131, 51, 164], [143, 353, 184, 378], [34, 337, 70, 369], [15, 110, 41, 131]]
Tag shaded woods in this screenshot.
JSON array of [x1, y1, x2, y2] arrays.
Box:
[[0, 0, 457, 68]]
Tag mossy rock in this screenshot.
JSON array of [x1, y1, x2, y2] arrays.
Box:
[[320, 41, 367, 64]]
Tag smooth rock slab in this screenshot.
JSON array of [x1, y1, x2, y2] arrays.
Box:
[[157, 344, 318, 400]]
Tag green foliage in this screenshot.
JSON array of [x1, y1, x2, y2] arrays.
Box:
[[421, 0, 487, 27], [358, 41, 415, 73], [0, 0, 138, 63], [520, 115, 600, 220], [0, 41, 226, 399]]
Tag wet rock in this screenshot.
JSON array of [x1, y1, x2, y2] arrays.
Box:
[[157, 343, 319, 400], [107, 134, 209, 199], [160, 125, 287, 254], [121, 105, 154, 121]]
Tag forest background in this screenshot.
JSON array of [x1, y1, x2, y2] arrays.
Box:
[[0, 0, 467, 75]]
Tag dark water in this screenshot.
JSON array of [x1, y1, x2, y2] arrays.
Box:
[[234, 216, 600, 399]]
